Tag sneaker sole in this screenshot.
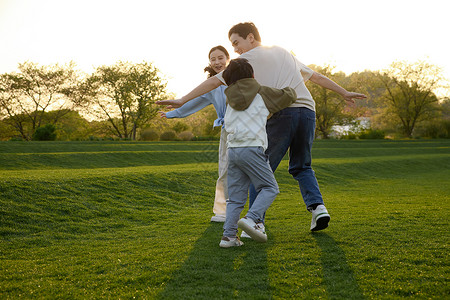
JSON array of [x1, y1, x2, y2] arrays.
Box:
[[219, 241, 243, 248], [237, 219, 267, 243], [211, 216, 226, 223], [311, 215, 330, 231]]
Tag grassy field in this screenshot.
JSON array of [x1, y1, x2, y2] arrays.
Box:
[[0, 139, 449, 299]]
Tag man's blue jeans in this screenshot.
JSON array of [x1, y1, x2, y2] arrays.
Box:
[[249, 107, 324, 213]]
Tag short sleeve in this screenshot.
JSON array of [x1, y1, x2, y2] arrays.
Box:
[[294, 57, 314, 82], [215, 71, 227, 85]]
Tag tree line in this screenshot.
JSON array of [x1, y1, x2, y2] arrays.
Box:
[[308, 60, 449, 139], [0, 60, 449, 141]]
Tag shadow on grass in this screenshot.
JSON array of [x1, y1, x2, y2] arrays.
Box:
[[312, 232, 365, 299], [157, 222, 271, 299]]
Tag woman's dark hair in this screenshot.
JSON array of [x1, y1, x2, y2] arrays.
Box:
[[228, 22, 261, 42], [222, 58, 254, 86], [203, 45, 230, 78]]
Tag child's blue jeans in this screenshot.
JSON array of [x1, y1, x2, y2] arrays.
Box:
[[223, 146, 279, 237]]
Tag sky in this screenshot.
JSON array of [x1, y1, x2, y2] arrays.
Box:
[[0, 0, 449, 97]]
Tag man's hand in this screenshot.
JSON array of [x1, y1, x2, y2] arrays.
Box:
[[155, 99, 184, 109], [342, 91, 367, 104], [310, 71, 367, 104]]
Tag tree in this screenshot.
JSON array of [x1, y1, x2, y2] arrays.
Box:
[[306, 65, 354, 138], [377, 60, 444, 137], [345, 70, 385, 110], [126, 62, 169, 140], [80, 61, 169, 140], [0, 61, 79, 140], [0, 76, 29, 139]]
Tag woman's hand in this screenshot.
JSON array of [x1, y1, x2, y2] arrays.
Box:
[[158, 111, 167, 118], [155, 99, 184, 109]]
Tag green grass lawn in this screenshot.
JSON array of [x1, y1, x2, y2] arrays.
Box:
[[1, 139, 449, 299]]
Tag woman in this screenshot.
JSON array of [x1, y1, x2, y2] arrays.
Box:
[[159, 46, 230, 222]]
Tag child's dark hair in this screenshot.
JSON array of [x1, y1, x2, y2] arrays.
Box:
[[222, 58, 254, 86], [203, 45, 230, 78], [228, 22, 261, 42]]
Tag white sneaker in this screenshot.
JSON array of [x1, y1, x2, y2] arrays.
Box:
[[237, 217, 267, 242], [310, 205, 330, 231], [211, 215, 226, 222], [241, 222, 265, 239], [219, 236, 243, 248]]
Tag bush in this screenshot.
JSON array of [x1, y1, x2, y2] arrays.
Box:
[[160, 130, 177, 141], [140, 129, 159, 141], [178, 131, 194, 141], [359, 129, 385, 139], [9, 137, 24, 141], [415, 120, 450, 139], [341, 133, 357, 140], [87, 136, 106, 141], [172, 121, 189, 133], [444, 120, 450, 138], [32, 124, 57, 141]]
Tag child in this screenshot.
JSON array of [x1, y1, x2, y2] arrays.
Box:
[[219, 58, 297, 248]]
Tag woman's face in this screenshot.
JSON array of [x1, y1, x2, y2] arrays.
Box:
[[209, 49, 229, 73]]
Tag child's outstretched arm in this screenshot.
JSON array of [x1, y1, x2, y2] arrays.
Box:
[[309, 71, 367, 103], [156, 76, 222, 108]]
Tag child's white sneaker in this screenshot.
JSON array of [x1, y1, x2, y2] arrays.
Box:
[[241, 222, 265, 239], [310, 204, 330, 231], [237, 217, 267, 242], [219, 236, 244, 248]]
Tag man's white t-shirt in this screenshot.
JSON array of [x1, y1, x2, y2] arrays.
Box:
[[216, 45, 316, 111]]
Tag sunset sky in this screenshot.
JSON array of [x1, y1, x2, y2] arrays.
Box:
[[0, 0, 448, 97]]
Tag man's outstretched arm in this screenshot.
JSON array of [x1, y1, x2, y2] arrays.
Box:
[[309, 71, 366, 103], [156, 76, 222, 108]]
